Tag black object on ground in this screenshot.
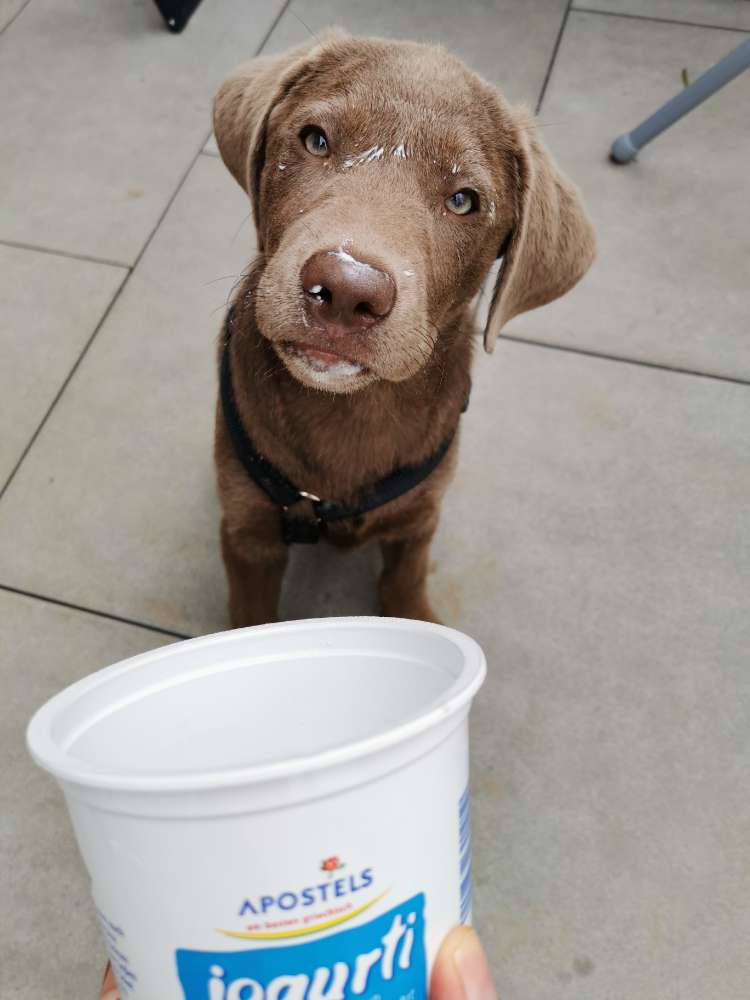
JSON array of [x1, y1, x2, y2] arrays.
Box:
[[153, 0, 205, 33]]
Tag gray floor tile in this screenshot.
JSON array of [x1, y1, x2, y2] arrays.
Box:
[[494, 11, 750, 380], [0, 0, 27, 32], [0, 154, 248, 633], [437, 341, 750, 998], [573, 0, 750, 31], [0, 589, 171, 1000], [267, 0, 569, 106], [0, 244, 126, 487], [0, 0, 284, 264]]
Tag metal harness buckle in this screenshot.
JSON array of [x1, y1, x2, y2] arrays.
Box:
[[281, 492, 323, 545]]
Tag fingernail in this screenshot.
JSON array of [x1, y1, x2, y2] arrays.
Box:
[[454, 934, 496, 1000]]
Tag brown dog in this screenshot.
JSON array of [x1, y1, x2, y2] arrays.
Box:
[[213, 32, 595, 627]]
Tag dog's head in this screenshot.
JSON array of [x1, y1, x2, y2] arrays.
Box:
[[214, 33, 595, 392]]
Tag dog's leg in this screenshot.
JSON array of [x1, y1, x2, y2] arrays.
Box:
[[221, 517, 288, 627], [379, 528, 440, 624]]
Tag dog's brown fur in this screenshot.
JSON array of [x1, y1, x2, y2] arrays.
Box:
[[213, 32, 595, 626]]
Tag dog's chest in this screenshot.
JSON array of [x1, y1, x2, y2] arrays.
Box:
[[322, 514, 370, 549]]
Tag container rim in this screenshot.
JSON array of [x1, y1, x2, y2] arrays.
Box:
[[26, 617, 486, 794]]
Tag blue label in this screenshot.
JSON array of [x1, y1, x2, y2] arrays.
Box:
[[176, 893, 426, 1000]]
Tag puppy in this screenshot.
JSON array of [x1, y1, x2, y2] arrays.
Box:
[[213, 32, 595, 627]]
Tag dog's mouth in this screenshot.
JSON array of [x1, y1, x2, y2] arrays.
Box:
[[279, 341, 369, 378]]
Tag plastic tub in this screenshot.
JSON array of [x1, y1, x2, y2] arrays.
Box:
[[27, 616, 486, 999]]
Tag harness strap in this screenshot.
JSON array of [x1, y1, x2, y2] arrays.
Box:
[[220, 310, 467, 544]]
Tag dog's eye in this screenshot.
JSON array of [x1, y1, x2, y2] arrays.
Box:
[[445, 189, 478, 215], [301, 127, 329, 157]]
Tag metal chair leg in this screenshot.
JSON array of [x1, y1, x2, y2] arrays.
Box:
[[610, 37, 750, 164]]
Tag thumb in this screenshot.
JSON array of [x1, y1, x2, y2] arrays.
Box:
[[430, 926, 498, 1000], [99, 963, 119, 1000]]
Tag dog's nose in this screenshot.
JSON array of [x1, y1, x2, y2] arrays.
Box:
[[301, 250, 395, 334]]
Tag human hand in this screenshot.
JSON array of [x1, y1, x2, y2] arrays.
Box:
[[431, 926, 498, 1000], [98, 924, 497, 1000], [99, 964, 117, 1000]]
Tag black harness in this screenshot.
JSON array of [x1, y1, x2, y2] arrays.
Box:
[[220, 310, 469, 544]]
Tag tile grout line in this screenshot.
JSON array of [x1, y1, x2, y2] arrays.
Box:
[[0, 0, 32, 36], [0, 0, 292, 504], [572, 6, 750, 35], [0, 583, 192, 640], [499, 333, 750, 388], [0, 156, 205, 501], [0, 266, 130, 502], [0, 238, 131, 271], [536, 0, 574, 114], [260, 0, 294, 53]]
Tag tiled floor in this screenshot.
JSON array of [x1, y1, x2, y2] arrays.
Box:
[[1, 2, 748, 999]]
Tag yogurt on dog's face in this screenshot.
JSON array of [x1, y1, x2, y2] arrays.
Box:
[[27, 618, 485, 999]]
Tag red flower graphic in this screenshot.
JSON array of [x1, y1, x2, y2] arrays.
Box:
[[321, 855, 344, 874]]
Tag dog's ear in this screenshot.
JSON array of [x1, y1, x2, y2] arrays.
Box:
[[483, 109, 595, 353], [213, 32, 346, 237]]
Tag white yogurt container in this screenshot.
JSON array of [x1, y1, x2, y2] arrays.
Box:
[[27, 617, 486, 1000]]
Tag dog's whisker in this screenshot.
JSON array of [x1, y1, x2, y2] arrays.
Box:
[[224, 268, 253, 309], [231, 211, 253, 244], [204, 273, 240, 287]]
